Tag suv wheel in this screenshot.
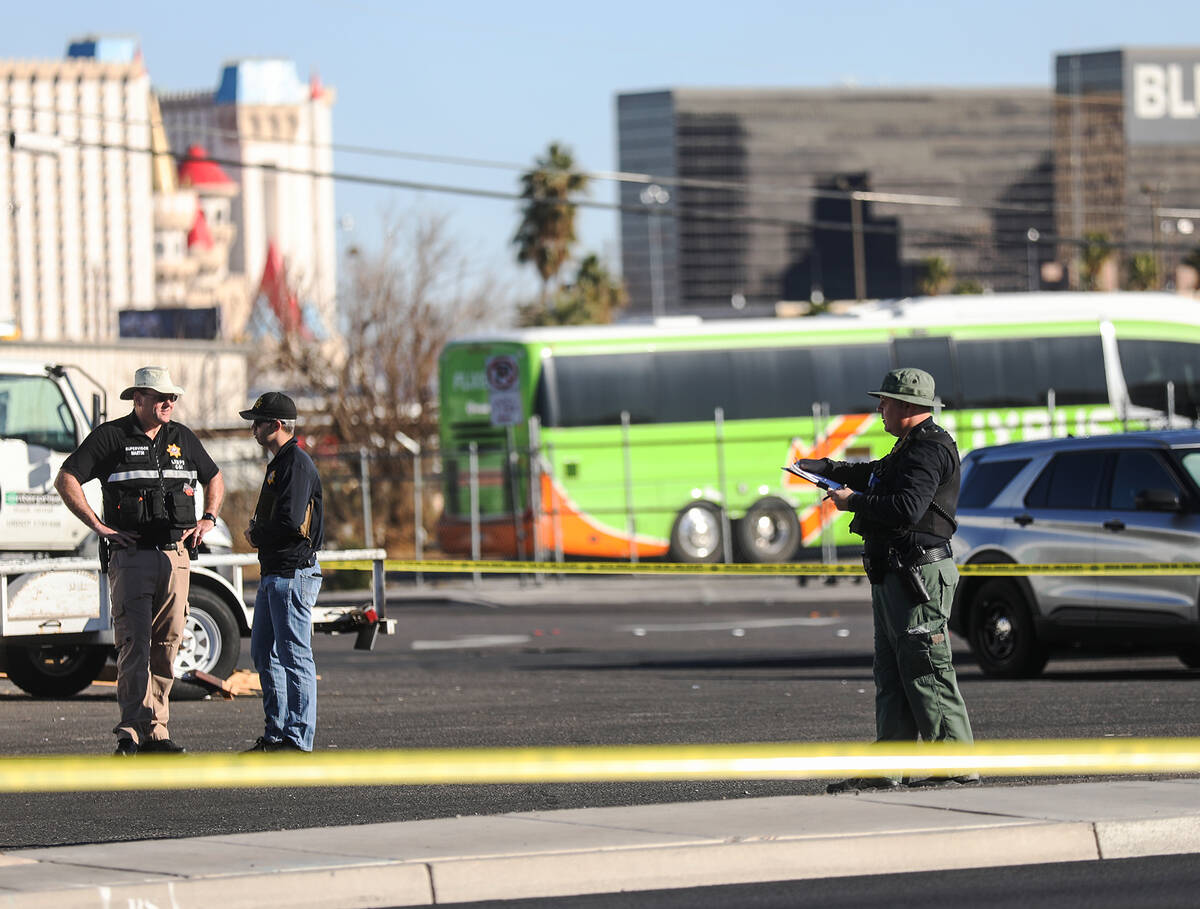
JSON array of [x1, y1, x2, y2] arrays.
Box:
[[968, 579, 1048, 678]]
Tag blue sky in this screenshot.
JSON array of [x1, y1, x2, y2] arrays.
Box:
[[2, 1, 1195, 303]]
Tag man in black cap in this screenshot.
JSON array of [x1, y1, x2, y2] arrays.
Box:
[[794, 368, 975, 792], [239, 392, 324, 752]]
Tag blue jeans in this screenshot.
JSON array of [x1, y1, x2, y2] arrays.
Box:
[[251, 564, 321, 750]]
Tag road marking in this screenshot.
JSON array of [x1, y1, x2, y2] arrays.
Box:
[[618, 617, 840, 633], [411, 634, 533, 651]]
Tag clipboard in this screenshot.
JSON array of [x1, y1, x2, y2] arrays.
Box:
[[782, 464, 844, 491]]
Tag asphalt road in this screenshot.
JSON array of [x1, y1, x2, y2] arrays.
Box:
[[2, 576, 1199, 849]]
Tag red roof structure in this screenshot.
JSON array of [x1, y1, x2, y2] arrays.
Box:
[[257, 241, 313, 340], [187, 207, 213, 250], [178, 145, 235, 189]]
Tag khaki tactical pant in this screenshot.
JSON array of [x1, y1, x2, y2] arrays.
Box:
[[872, 558, 974, 750], [107, 543, 190, 744]]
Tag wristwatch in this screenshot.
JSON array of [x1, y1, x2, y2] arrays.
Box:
[[201, 512, 217, 523]]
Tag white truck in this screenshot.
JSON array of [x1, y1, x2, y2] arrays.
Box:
[[0, 361, 388, 697]]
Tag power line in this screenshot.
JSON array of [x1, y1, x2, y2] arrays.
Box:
[[8, 129, 1198, 256], [0, 94, 1152, 225]]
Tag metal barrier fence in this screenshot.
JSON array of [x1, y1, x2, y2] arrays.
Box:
[[215, 389, 1194, 569]]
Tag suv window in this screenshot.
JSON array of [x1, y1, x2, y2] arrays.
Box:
[[1108, 450, 1182, 510], [1025, 450, 1107, 509], [1178, 451, 1200, 489], [960, 458, 1030, 507]]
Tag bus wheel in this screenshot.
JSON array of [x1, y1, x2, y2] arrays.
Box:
[[737, 497, 801, 563], [669, 502, 724, 563]]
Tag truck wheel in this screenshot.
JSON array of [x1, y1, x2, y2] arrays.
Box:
[[175, 586, 240, 680], [2, 643, 110, 697], [967, 579, 1048, 678], [1178, 647, 1200, 670], [736, 497, 801, 563], [669, 502, 724, 563]]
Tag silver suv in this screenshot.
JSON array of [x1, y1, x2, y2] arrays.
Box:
[[950, 430, 1200, 677]]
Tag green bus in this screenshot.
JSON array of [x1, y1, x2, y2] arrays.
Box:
[[436, 291, 1200, 563]]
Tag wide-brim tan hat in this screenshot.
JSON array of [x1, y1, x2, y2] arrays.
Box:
[[120, 366, 185, 400]]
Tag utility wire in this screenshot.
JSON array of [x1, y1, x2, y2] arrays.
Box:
[[8, 130, 1198, 254], [0, 94, 1154, 224]]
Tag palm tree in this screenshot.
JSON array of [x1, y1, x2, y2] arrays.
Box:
[[513, 143, 589, 308], [516, 253, 627, 326], [1126, 252, 1159, 291], [1080, 232, 1112, 291], [916, 256, 953, 296]]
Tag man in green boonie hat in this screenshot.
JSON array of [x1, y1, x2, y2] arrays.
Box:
[[792, 367, 975, 793]]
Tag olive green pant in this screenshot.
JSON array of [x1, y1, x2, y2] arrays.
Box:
[[871, 558, 974, 746]]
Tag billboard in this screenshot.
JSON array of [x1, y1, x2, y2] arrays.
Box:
[[118, 307, 221, 340], [1125, 49, 1200, 145]]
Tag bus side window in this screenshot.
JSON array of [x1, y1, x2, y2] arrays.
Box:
[[655, 349, 737, 422], [957, 336, 1105, 410], [555, 354, 656, 426], [1117, 339, 1200, 417], [811, 344, 891, 413], [892, 337, 958, 407], [729, 347, 816, 420]]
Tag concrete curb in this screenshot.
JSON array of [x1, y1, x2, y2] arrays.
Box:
[[2, 781, 1199, 907]]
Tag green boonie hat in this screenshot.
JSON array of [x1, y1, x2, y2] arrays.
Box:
[[868, 367, 938, 407]]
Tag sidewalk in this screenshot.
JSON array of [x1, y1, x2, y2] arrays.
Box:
[[2, 779, 1199, 907]]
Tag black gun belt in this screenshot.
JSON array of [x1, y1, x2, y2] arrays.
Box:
[[910, 542, 953, 566]]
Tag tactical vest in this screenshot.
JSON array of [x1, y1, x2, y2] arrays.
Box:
[[848, 420, 960, 545], [102, 421, 200, 539]]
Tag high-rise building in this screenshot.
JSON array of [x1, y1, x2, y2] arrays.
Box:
[[0, 37, 155, 340], [617, 88, 1055, 317], [1053, 47, 1200, 290], [160, 60, 337, 336]]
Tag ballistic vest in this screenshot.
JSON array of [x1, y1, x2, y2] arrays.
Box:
[[102, 418, 200, 542]]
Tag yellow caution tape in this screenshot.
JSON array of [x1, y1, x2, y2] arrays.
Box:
[[1, 739, 1197, 792], [325, 559, 1200, 577]]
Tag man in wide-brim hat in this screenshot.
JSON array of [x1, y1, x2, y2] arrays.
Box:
[[55, 365, 223, 755], [792, 368, 976, 792]]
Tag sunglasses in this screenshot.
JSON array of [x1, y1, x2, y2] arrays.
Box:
[[252, 418, 279, 428], [139, 392, 178, 404]]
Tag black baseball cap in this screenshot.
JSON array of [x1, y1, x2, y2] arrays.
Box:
[[239, 391, 297, 421]]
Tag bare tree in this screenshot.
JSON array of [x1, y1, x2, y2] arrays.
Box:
[[268, 212, 507, 553]]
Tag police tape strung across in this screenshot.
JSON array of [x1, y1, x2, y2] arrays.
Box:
[[327, 559, 1200, 577], [3, 738, 1200, 792]]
